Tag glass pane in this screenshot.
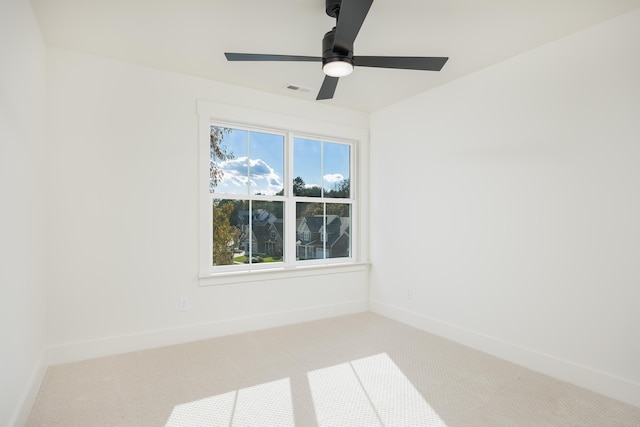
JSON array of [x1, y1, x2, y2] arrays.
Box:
[[232, 200, 251, 263], [249, 132, 284, 196], [293, 138, 322, 197], [211, 128, 249, 195], [210, 126, 233, 193], [296, 202, 324, 260], [212, 199, 244, 266], [323, 142, 350, 199], [326, 203, 351, 259], [249, 200, 284, 264]]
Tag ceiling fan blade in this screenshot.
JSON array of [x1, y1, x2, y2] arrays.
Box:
[[225, 53, 321, 62], [353, 56, 449, 71], [333, 0, 374, 53], [316, 76, 339, 100]]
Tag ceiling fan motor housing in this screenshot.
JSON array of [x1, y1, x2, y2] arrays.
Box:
[[322, 27, 353, 68]]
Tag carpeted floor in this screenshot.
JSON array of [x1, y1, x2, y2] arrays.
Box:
[[27, 312, 640, 426]]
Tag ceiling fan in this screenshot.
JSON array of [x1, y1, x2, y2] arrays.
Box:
[[225, 0, 449, 101]]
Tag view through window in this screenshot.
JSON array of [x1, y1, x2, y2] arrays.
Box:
[[210, 125, 353, 270]]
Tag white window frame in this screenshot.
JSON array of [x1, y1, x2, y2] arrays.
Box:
[[197, 100, 369, 285]]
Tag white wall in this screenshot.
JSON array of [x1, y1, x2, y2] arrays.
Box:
[[370, 9, 640, 407], [0, 0, 48, 425], [45, 47, 370, 363]]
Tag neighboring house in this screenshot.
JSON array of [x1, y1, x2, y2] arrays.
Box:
[[236, 209, 283, 256], [237, 227, 258, 254], [296, 215, 350, 260], [265, 219, 284, 256]]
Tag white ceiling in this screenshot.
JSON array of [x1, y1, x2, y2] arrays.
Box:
[[30, 0, 640, 112]]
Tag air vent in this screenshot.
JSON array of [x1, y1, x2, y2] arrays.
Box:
[[285, 84, 312, 94]]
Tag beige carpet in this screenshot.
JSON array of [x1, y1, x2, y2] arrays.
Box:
[[27, 312, 640, 426]]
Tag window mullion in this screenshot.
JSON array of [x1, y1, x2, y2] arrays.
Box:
[[246, 130, 251, 195], [323, 202, 327, 260], [286, 132, 296, 266]]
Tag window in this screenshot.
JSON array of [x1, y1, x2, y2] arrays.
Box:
[[294, 138, 351, 262], [198, 101, 368, 281], [210, 128, 285, 267], [210, 126, 352, 269]]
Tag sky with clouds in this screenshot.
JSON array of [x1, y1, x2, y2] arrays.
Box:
[[213, 128, 350, 196]]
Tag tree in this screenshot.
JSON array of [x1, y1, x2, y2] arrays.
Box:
[[292, 176, 321, 197], [329, 178, 350, 198], [326, 203, 350, 217], [298, 203, 324, 217], [210, 126, 239, 265], [212, 201, 240, 265], [210, 126, 234, 192], [293, 176, 306, 196]]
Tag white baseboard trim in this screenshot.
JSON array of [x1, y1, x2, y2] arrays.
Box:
[[10, 349, 48, 427], [48, 299, 368, 365], [369, 300, 640, 408]]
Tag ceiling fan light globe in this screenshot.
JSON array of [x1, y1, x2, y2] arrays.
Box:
[[323, 61, 354, 77]]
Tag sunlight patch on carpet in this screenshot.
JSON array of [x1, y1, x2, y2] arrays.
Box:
[[308, 353, 447, 427], [165, 353, 445, 426], [165, 378, 293, 426]]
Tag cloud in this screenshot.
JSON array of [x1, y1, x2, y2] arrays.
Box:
[[248, 159, 274, 177], [217, 157, 283, 195], [222, 158, 248, 174], [323, 173, 344, 183]]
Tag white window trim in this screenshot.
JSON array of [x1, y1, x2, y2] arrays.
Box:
[[197, 100, 369, 285]]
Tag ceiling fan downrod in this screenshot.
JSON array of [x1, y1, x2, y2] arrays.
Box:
[[326, 0, 342, 19]]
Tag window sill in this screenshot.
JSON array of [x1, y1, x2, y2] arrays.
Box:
[[198, 262, 370, 286]]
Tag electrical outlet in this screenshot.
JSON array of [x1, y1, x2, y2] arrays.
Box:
[[179, 297, 190, 311]]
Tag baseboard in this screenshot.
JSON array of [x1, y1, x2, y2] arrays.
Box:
[[10, 349, 48, 427], [48, 299, 368, 365], [369, 300, 640, 408]]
